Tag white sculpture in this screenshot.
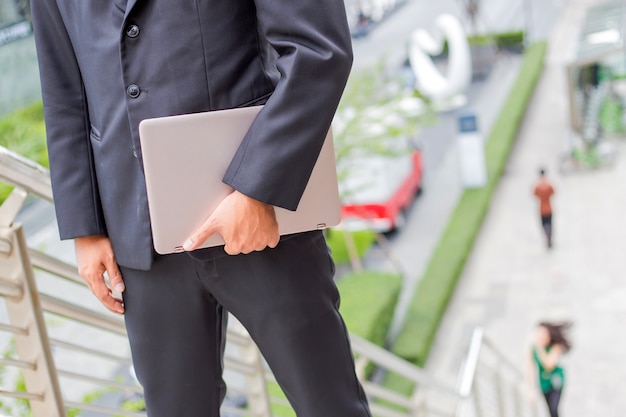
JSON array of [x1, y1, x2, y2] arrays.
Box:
[[408, 14, 472, 109]]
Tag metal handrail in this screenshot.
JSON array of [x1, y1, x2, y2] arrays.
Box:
[[0, 146, 52, 202], [457, 327, 483, 397], [0, 390, 44, 401], [0, 145, 540, 417], [361, 382, 415, 408], [481, 336, 524, 379], [0, 357, 36, 370], [56, 369, 143, 393], [63, 400, 146, 417], [349, 327, 542, 417], [0, 220, 271, 416], [350, 334, 462, 399], [48, 338, 133, 365], [40, 293, 127, 335], [0, 322, 28, 335], [29, 250, 82, 285], [0, 277, 23, 298]]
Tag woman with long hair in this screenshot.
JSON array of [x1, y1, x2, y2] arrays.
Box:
[[527, 321, 572, 417]]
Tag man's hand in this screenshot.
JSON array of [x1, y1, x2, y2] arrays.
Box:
[[75, 235, 125, 315], [183, 190, 279, 255]]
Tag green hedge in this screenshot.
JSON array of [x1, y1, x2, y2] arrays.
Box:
[[437, 30, 525, 56], [0, 101, 47, 203], [337, 271, 402, 346], [473, 30, 525, 50], [391, 41, 548, 370], [496, 31, 525, 49], [600, 97, 625, 134], [326, 229, 377, 264]]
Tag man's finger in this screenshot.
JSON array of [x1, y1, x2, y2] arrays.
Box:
[[184, 218, 218, 251], [108, 298, 125, 315], [224, 244, 241, 256], [102, 295, 124, 315], [104, 257, 125, 293], [91, 274, 125, 315], [268, 235, 280, 249]]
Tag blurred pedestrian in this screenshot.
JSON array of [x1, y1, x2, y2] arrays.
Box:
[[533, 168, 555, 248], [526, 322, 572, 417]]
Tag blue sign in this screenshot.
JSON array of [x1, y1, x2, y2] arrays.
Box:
[[458, 113, 478, 133]]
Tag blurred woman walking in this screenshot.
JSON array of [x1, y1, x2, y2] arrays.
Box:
[[527, 322, 572, 417]]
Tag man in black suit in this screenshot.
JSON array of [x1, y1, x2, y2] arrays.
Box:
[[31, 1, 371, 416]]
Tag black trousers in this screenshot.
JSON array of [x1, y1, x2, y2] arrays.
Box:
[[121, 231, 371, 417], [541, 213, 553, 239], [543, 389, 562, 417]]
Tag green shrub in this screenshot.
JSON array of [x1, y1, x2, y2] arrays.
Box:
[[600, 97, 625, 134], [436, 30, 525, 56], [326, 229, 377, 264], [340, 270, 402, 381], [391, 42, 548, 367], [0, 101, 46, 164], [0, 100, 47, 203], [471, 31, 525, 49], [337, 271, 402, 346], [493, 30, 525, 49]]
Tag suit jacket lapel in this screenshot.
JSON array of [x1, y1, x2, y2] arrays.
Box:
[[124, 0, 139, 22]]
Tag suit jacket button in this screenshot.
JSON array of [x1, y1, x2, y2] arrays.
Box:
[[126, 24, 140, 38], [127, 84, 141, 98]]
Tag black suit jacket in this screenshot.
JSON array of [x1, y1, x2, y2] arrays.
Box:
[[31, 0, 353, 269]]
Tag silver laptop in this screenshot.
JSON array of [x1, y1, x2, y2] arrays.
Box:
[[139, 105, 341, 254]]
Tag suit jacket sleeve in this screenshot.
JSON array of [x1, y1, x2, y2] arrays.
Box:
[[31, 0, 107, 239], [222, 0, 353, 211]]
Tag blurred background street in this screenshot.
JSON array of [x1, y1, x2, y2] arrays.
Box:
[[1, 0, 625, 415], [349, 0, 564, 69], [425, 1, 626, 416]]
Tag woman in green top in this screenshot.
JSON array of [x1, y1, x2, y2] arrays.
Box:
[[528, 322, 572, 417]]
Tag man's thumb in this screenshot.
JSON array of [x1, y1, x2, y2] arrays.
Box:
[[107, 262, 125, 293], [184, 220, 218, 251]]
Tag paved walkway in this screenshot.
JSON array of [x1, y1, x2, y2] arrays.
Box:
[[425, 1, 626, 416]]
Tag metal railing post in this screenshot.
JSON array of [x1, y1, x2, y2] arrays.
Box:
[[467, 394, 479, 417], [493, 371, 507, 417], [457, 328, 483, 398], [471, 379, 484, 417], [0, 223, 65, 417], [410, 389, 426, 417], [513, 385, 524, 417], [455, 394, 478, 417], [533, 391, 544, 417]]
